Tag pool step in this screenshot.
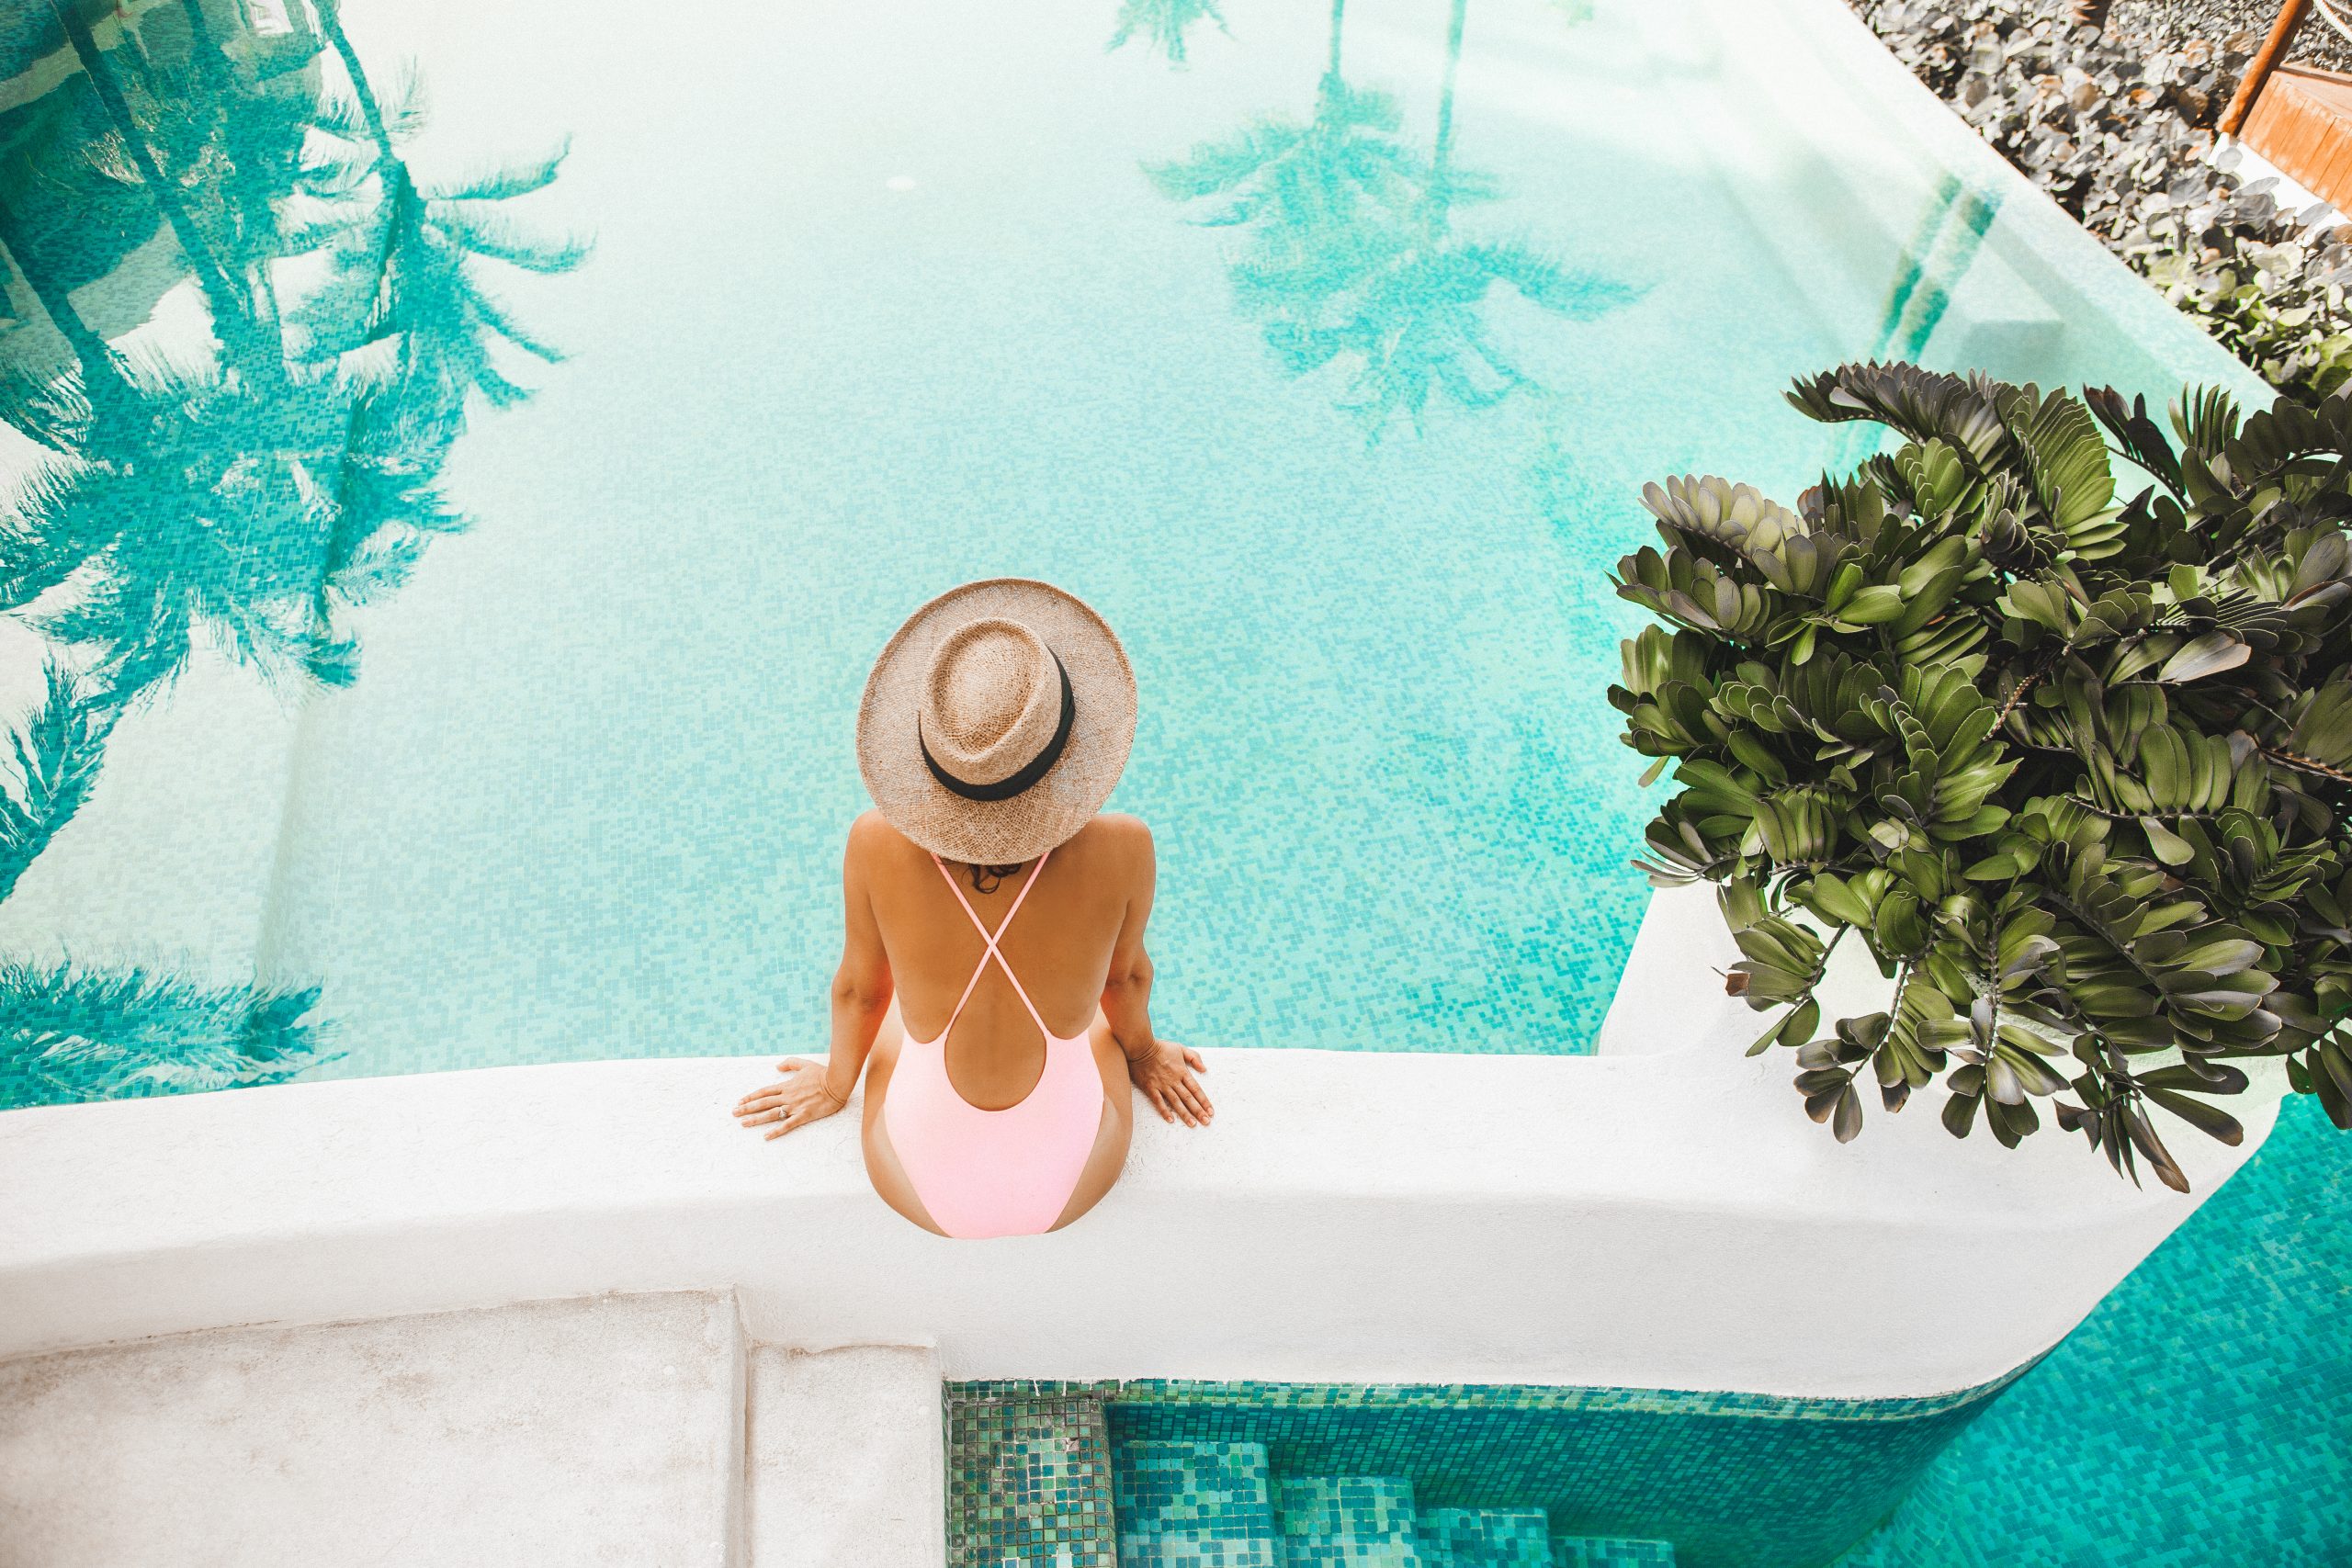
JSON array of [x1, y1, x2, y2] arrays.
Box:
[[948, 1389, 1118, 1565], [1551, 1537, 1679, 1567], [1273, 1474, 1424, 1565], [1416, 1508, 1554, 1567], [1401, 1504, 1552, 1568], [1114, 1439, 1281, 1564], [1103, 1434, 1680, 1568]]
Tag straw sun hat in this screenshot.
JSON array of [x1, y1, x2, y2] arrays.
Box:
[[856, 579, 1137, 865]]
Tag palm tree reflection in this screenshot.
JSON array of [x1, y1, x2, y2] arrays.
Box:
[[1149, 0, 1634, 436], [0, 0, 583, 1106], [1108, 0, 1231, 67]]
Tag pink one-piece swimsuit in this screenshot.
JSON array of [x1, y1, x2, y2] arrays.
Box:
[[883, 849, 1107, 1239]]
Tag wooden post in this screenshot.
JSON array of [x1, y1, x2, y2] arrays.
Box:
[[2222, 0, 2312, 137]]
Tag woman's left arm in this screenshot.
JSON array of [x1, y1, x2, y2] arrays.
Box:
[[734, 821, 894, 1140]]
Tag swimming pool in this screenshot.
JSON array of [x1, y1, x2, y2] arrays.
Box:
[[0, 0, 2261, 1099]]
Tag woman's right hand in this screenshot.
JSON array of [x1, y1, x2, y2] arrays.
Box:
[[733, 1058, 848, 1140], [1126, 1040, 1213, 1128]]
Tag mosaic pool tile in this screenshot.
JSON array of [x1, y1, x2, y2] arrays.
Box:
[[1275, 1474, 1420, 1540], [1552, 1538, 1678, 1568], [1118, 1441, 1279, 1534], [1414, 1507, 1553, 1567], [947, 1390, 1117, 1567], [1278, 1544, 1424, 1567], [1119, 1541, 1283, 1568], [959, 1374, 2023, 1568], [962, 1376, 2024, 1423], [960, 1093, 2350, 1567]]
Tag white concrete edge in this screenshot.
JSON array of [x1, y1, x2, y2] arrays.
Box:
[[0, 1289, 753, 1568], [0, 889, 2277, 1404], [747, 1342, 947, 1568], [726, 1291, 751, 1568]]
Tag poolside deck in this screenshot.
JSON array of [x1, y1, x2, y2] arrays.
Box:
[[2243, 62, 2352, 209]]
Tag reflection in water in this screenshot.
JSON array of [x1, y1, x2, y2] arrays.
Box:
[[1872, 173, 1999, 365], [0, 0, 581, 1107], [1826, 171, 2000, 472], [1149, 0, 1635, 436], [1108, 0, 1229, 67]]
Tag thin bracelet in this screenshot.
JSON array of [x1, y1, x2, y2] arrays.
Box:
[[1122, 1037, 1158, 1064], [814, 1081, 847, 1111]]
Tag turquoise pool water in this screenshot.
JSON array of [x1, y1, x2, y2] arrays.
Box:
[[0, 0, 2258, 1095], [1832, 1092, 2352, 1567], [6, 2, 2343, 1562]]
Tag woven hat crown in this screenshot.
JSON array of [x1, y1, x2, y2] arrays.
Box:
[[857, 579, 1136, 865], [919, 617, 1063, 788]]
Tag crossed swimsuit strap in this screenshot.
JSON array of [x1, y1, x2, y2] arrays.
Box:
[[929, 849, 1054, 1041]]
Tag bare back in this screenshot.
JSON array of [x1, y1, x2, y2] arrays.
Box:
[[854, 810, 1148, 1110]]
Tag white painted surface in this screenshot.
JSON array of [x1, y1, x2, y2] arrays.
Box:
[[748, 1345, 946, 1568], [0, 1292, 746, 1568], [0, 885, 2276, 1403]]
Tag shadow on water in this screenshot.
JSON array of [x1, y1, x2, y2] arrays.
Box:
[[0, 0, 582, 1109], [1147, 0, 1636, 439]]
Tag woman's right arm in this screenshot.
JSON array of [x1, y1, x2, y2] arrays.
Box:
[[1100, 819, 1213, 1128]]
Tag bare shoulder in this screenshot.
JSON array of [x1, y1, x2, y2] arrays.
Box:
[[1080, 813, 1154, 862], [1069, 815, 1154, 900], [844, 809, 910, 871]]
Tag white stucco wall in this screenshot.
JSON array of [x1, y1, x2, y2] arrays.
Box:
[[0, 886, 2273, 1401]]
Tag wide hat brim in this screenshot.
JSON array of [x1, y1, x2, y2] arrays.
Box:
[[857, 579, 1136, 863]]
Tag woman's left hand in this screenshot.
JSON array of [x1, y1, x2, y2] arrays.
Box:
[[1127, 1039, 1213, 1128], [734, 1058, 847, 1140]]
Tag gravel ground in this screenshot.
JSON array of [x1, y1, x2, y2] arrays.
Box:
[[2113, 0, 2352, 76], [1851, 0, 2352, 399]]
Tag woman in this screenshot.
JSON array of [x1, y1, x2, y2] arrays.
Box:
[[731, 579, 1214, 1237]]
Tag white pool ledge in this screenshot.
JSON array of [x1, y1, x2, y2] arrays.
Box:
[[0, 887, 2272, 1401]]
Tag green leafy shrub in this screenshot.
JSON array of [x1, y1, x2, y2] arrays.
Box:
[[2155, 260, 2352, 406], [1611, 362, 2352, 1190]]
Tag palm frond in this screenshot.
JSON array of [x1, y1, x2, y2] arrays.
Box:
[[0, 457, 118, 612], [1468, 242, 1641, 320], [1147, 122, 1310, 202], [0, 661, 114, 903], [450, 286, 557, 365], [422, 138, 571, 203], [0, 960, 333, 1108], [0, 366, 93, 455], [378, 62, 432, 142], [1107, 0, 1230, 65], [324, 531, 428, 604], [426, 204, 594, 274], [306, 86, 377, 145]]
